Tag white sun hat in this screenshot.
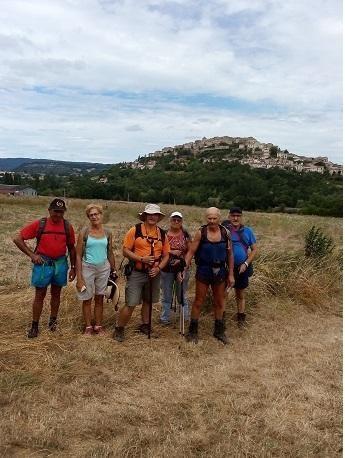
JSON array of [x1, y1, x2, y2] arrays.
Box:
[[138, 203, 165, 222]]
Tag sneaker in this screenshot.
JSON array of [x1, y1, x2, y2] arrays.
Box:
[[28, 326, 38, 338], [48, 317, 57, 332], [113, 326, 125, 342], [159, 320, 171, 326], [83, 326, 93, 336], [94, 325, 106, 336]]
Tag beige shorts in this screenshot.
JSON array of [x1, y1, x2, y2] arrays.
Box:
[[125, 270, 160, 307], [77, 260, 110, 301]]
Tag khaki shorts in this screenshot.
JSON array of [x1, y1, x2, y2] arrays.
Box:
[[125, 270, 160, 307], [77, 260, 110, 301]]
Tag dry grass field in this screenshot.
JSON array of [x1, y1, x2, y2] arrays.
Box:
[[0, 196, 342, 457]]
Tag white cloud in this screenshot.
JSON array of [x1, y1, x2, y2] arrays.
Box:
[[0, 0, 342, 163]]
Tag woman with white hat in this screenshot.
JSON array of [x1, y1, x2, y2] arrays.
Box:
[[114, 204, 170, 342], [160, 211, 191, 325]]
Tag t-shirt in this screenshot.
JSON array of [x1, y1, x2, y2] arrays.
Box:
[[20, 218, 75, 259], [167, 230, 190, 255], [222, 223, 256, 266], [123, 224, 170, 269]]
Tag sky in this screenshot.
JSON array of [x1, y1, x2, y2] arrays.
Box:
[[0, 0, 342, 164]]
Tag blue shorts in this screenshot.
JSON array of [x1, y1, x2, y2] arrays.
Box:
[[196, 265, 228, 285], [31, 256, 68, 288], [234, 267, 250, 290]]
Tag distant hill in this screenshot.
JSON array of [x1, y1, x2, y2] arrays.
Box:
[[0, 158, 112, 175]]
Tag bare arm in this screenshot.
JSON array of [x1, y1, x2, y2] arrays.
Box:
[[13, 233, 43, 264], [184, 230, 201, 268], [247, 243, 257, 265], [75, 231, 85, 289], [107, 233, 116, 272]]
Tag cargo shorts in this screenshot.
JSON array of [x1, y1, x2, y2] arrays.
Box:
[[125, 270, 161, 307]]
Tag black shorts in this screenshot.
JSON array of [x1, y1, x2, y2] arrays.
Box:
[[234, 267, 250, 290]]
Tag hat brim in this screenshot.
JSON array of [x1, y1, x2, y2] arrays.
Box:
[[138, 212, 165, 222]]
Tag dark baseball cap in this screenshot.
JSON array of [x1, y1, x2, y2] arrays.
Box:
[[229, 206, 242, 214], [49, 198, 66, 211]]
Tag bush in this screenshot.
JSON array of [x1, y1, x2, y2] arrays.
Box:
[[305, 226, 335, 258]]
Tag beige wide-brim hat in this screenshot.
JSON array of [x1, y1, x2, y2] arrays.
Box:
[[138, 203, 165, 222]]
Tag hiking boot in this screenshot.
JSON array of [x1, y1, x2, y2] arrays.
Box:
[[138, 323, 151, 335], [213, 319, 229, 345], [28, 325, 39, 339], [113, 326, 125, 342], [185, 319, 199, 344], [237, 312, 246, 328], [48, 316, 57, 332]]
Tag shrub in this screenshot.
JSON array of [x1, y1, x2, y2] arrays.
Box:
[[304, 226, 335, 258]]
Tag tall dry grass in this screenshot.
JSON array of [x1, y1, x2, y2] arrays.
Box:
[[0, 196, 342, 457]]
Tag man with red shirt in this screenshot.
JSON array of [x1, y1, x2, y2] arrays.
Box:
[[13, 198, 76, 338]]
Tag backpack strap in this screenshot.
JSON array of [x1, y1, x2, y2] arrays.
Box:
[[63, 219, 74, 251], [34, 217, 47, 253]]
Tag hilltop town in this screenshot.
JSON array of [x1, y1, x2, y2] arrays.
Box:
[[128, 136, 343, 176]]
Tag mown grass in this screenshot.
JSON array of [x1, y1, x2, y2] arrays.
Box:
[[0, 196, 342, 457]]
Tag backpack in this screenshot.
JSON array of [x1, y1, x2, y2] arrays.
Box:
[[80, 226, 112, 259], [195, 224, 231, 267], [123, 223, 166, 276], [35, 217, 73, 253], [222, 221, 254, 276]]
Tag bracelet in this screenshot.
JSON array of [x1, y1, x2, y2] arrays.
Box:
[[244, 261, 249, 268]]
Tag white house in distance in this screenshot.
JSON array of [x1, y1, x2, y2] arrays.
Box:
[[0, 185, 37, 197]]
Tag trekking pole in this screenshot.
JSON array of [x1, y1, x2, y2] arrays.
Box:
[[148, 276, 153, 340], [180, 279, 185, 336]]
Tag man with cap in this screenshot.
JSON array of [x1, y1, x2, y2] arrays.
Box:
[[13, 198, 76, 338], [222, 207, 257, 327], [113, 204, 170, 342]]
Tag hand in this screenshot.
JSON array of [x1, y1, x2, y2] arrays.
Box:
[[239, 263, 247, 274], [148, 266, 160, 278], [171, 249, 182, 257], [76, 278, 86, 291], [141, 255, 155, 266], [177, 271, 184, 283], [31, 253, 44, 264], [227, 274, 235, 288], [69, 268, 76, 281]]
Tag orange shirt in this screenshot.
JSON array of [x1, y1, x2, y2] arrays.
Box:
[[123, 224, 170, 269]]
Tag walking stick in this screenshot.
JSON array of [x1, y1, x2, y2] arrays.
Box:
[[179, 278, 185, 336], [148, 276, 153, 339]]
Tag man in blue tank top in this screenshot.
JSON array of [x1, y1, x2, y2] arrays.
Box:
[[184, 207, 235, 344], [222, 207, 257, 328]]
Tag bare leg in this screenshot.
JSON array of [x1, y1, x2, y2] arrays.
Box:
[[211, 282, 226, 320], [190, 281, 209, 320], [50, 284, 62, 318], [141, 302, 149, 324], [94, 295, 104, 326], [82, 298, 93, 327], [117, 305, 136, 327], [32, 287, 47, 322], [235, 288, 246, 313]]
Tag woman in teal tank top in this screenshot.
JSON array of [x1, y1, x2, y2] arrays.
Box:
[[76, 204, 116, 335]]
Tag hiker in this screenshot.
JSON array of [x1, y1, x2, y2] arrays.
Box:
[[184, 207, 234, 344], [13, 198, 76, 338], [160, 211, 191, 325], [222, 207, 257, 327], [75, 204, 116, 335], [113, 204, 170, 342]]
